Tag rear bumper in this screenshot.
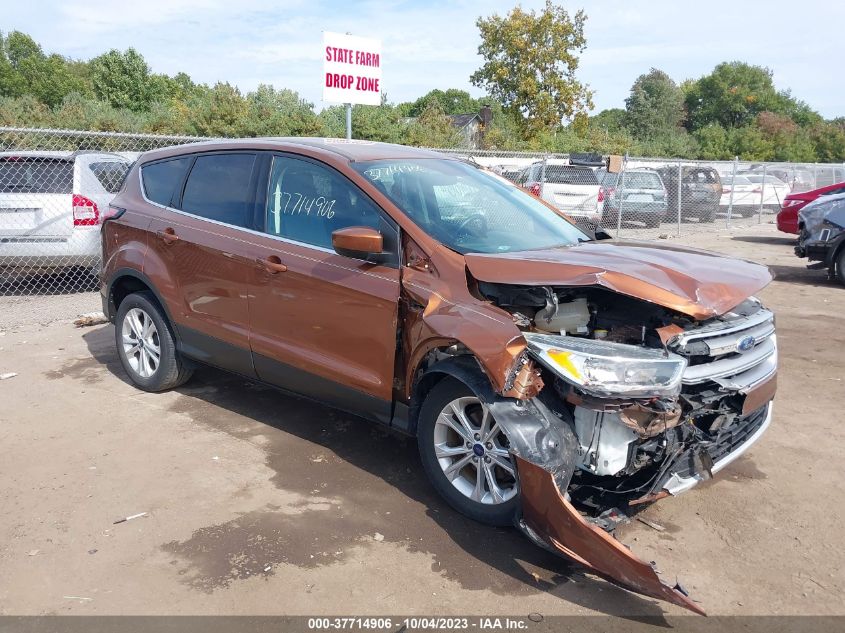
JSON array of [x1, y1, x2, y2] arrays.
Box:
[[0, 228, 101, 268], [776, 210, 798, 234], [603, 202, 667, 217]]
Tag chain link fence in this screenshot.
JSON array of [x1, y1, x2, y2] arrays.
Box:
[[0, 127, 209, 301], [1, 125, 843, 316]]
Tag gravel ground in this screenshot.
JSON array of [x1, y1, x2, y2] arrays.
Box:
[[0, 222, 843, 619]]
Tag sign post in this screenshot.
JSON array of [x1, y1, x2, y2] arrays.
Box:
[[323, 31, 382, 140]]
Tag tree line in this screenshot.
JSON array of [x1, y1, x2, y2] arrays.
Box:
[[1, 3, 844, 162]]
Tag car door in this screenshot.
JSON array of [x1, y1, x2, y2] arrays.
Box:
[[247, 153, 401, 424], [144, 151, 261, 377]]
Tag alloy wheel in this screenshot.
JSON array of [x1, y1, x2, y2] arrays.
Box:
[[433, 396, 518, 505], [121, 307, 161, 378]]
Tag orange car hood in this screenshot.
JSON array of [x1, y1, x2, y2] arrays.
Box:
[[464, 240, 772, 320]]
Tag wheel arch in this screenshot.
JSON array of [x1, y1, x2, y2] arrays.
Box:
[[408, 354, 496, 436], [106, 268, 175, 334]]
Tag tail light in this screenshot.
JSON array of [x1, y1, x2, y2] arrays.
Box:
[[72, 194, 99, 226], [529, 183, 541, 197], [102, 204, 126, 222], [722, 187, 731, 194], [782, 199, 803, 208], [597, 188, 605, 202], [752, 186, 762, 193]]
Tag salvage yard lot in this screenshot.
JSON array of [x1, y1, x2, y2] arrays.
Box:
[[0, 223, 843, 617]]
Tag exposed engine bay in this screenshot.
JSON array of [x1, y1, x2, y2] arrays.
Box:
[[477, 282, 777, 514]]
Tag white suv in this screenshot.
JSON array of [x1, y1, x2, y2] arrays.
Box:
[[0, 151, 132, 274], [516, 159, 602, 224]]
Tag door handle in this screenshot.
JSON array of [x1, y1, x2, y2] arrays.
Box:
[[256, 255, 287, 274], [156, 228, 179, 244]]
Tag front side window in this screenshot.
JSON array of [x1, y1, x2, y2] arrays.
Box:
[[141, 157, 192, 207], [354, 159, 589, 254], [180, 153, 256, 227], [265, 156, 380, 249]]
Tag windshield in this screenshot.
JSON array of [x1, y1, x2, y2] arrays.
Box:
[[354, 159, 589, 254]]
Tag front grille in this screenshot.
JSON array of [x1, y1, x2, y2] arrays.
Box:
[[672, 405, 769, 478], [671, 301, 777, 392]]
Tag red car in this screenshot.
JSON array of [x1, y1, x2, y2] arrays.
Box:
[[777, 181, 845, 234]]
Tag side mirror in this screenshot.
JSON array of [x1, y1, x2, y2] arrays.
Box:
[[332, 226, 383, 260]]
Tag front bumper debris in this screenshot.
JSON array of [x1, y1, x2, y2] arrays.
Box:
[[516, 457, 706, 615], [487, 395, 709, 614], [663, 402, 772, 496]]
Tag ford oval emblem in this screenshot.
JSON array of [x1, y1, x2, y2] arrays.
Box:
[[736, 335, 756, 353]]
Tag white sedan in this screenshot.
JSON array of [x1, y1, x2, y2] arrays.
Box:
[[743, 174, 790, 212]]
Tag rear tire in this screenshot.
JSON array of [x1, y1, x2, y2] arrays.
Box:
[[115, 291, 193, 392], [417, 377, 519, 527], [836, 248, 845, 286]]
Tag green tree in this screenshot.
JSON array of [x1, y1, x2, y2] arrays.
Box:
[[589, 108, 626, 134], [89, 48, 155, 111], [244, 85, 323, 136], [693, 124, 731, 160], [406, 89, 481, 116], [685, 62, 785, 130], [185, 82, 248, 137], [470, 0, 592, 133], [624, 68, 685, 139], [404, 102, 462, 147]]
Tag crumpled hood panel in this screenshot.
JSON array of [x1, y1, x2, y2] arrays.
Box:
[[464, 240, 772, 320], [799, 195, 845, 238]]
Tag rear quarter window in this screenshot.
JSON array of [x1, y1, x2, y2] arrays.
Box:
[[0, 157, 73, 193], [89, 161, 131, 194], [141, 157, 193, 206]]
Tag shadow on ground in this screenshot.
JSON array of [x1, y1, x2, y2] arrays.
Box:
[[767, 264, 841, 287], [731, 235, 797, 246], [77, 325, 671, 619]]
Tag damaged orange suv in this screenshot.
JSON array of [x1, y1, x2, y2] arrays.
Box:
[[101, 139, 777, 613]]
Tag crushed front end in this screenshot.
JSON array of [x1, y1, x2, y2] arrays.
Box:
[[479, 285, 778, 614], [795, 195, 845, 280]]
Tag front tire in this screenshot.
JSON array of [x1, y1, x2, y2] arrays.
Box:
[[115, 291, 193, 392], [417, 377, 519, 526], [836, 248, 845, 286]]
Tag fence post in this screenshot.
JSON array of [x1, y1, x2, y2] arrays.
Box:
[[676, 160, 682, 237], [813, 163, 819, 189], [616, 154, 628, 239], [540, 155, 548, 198], [757, 163, 767, 223], [726, 156, 738, 228]]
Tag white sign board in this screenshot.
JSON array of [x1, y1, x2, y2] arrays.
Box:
[[323, 31, 382, 106]]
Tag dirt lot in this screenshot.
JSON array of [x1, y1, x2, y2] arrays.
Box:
[[0, 222, 843, 618]]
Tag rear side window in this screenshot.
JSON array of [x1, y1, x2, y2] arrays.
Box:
[[180, 153, 257, 226], [142, 157, 192, 206], [0, 157, 73, 193], [684, 168, 718, 183], [90, 161, 130, 193]]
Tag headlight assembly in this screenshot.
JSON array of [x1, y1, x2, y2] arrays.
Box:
[[524, 333, 687, 398]]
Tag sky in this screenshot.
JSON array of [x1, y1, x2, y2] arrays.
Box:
[[3, 0, 844, 118]]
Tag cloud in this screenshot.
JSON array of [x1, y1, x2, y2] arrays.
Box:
[[2, 0, 843, 117]]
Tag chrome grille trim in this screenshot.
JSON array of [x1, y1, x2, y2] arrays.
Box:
[[673, 307, 774, 350], [676, 306, 777, 387], [683, 336, 777, 384]]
